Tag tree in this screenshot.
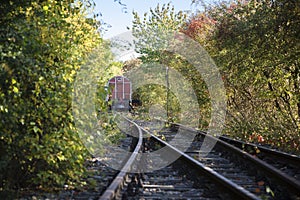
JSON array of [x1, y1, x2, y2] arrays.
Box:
[[131, 3, 211, 127], [0, 0, 109, 193], [132, 3, 187, 59], [139, 0, 300, 152], [200, 0, 300, 152]]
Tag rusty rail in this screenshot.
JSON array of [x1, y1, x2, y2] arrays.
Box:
[[99, 117, 143, 200]]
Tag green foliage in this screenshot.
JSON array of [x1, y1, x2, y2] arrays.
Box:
[[205, 0, 300, 153], [132, 0, 300, 153], [0, 0, 107, 192], [132, 3, 187, 57], [133, 84, 181, 121], [72, 41, 124, 156], [131, 3, 211, 127]]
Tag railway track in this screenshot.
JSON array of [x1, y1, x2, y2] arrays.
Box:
[[122, 133, 258, 200], [219, 135, 300, 182], [99, 117, 300, 199], [136, 120, 300, 199], [100, 118, 143, 200], [165, 121, 300, 184], [101, 117, 260, 199]]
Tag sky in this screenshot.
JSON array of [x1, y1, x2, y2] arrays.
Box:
[[93, 0, 201, 39]]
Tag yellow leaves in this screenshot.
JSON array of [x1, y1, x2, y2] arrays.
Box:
[[101, 122, 108, 128], [33, 126, 41, 133], [57, 153, 66, 161], [20, 118, 25, 125], [0, 105, 8, 113], [75, 30, 84, 36], [11, 78, 19, 93], [266, 186, 275, 197], [11, 78, 17, 85], [13, 86, 19, 93], [77, 154, 83, 161], [70, 69, 76, 77], [43, 5, 49, 11], [64, 17, 72, 24], [11, 79, 19, 94], [0, 0, 103, 190]]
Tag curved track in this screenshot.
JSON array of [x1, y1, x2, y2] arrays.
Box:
[[99, 118, 300, 199], [99, 117, 143, 200], [139, 120, 300, 199]]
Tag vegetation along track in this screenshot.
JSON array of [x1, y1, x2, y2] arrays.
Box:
[[135, 120, 300, 200]]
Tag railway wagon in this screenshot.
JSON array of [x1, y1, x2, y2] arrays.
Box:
[[106, 76, 132, 111]]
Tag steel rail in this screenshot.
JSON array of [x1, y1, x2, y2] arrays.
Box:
[[168, 121, 300, 195], [140, 126, 261, 200], [99, 117, 143, 200], [219, 135, 300, 166]]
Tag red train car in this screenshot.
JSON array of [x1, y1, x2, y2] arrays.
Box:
[[106, 76, 132, 111]]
